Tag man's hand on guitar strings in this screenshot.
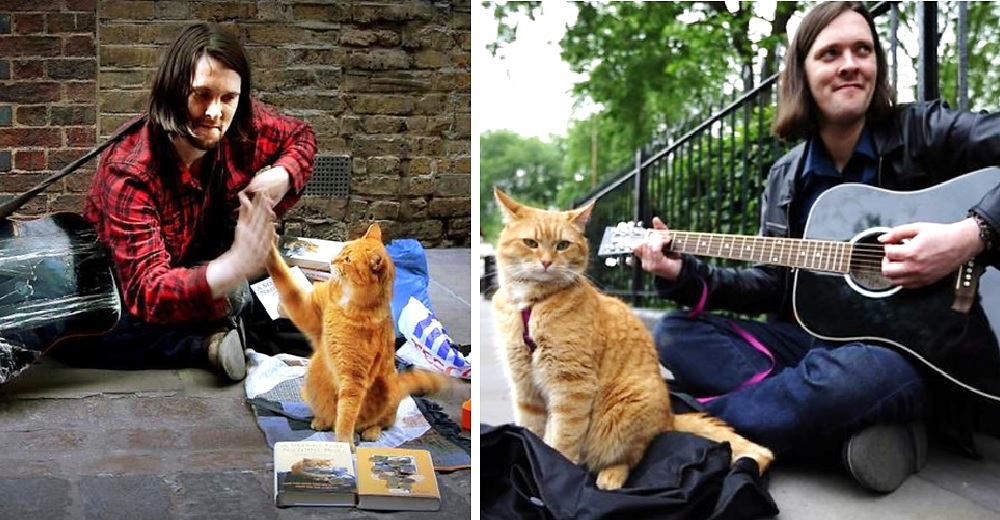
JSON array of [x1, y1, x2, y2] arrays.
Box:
[[632, 217, 683, 281], [878, 219, 983, 288]]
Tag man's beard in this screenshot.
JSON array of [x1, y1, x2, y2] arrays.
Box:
[[183, 125, 223, 150]]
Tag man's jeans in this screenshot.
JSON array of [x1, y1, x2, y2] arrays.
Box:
[[52, 282, 252, 371], [655, 311, 928, 458]]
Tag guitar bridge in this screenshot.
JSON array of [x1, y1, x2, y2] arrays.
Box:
[[952, 258, 982, 314]]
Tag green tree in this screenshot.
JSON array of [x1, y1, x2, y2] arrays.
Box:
[[479, 130, 567, 242], [486, 1, 798, 190], [922, 2, 1000, 111]]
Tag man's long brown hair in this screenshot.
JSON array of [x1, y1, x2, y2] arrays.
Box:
[[148, 23, 254, 142], [771, 1, 896, 141]]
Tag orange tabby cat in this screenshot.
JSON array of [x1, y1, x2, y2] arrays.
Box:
[[266, 223, 446, 448], [491, 188, 774, 490]]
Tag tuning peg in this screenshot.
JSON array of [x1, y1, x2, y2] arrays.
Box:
[[637, 221, 644, 228], [625, 256, 634, 267], [604, 257, 619, 268]]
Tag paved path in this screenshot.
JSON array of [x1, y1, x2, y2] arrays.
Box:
[[0, 249, 472, 520], [480, 296, 1000, 519]]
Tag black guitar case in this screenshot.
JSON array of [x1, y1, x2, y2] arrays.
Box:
[[0, 116, 145, 385]]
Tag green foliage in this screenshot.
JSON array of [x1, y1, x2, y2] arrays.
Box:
[[484, 1, 799, 194], [560, 2, 797, 149], [479, 130, 567, 242], [484, 1, 542, 58], [936, 2, 1000, 111]]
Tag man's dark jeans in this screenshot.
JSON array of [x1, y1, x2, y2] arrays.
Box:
[[655, 311, 928, 458], [51, 282, 251, 371]]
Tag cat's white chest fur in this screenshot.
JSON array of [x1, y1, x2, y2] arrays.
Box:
[[328, 267, 350, 307], [507, 283, 532, 309], [339, 285, 351, 308]]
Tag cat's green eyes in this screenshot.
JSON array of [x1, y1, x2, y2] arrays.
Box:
[[521, 239, 571, 250]]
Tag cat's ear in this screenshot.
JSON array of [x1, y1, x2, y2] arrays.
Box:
[[364, 223, 382, 241], [493, 187, 523, 223], [568, 199, 595, 229], [369, 251, 386, 273]]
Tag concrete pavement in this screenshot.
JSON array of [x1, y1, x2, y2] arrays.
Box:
[[480, 295, 1000, 519], [0, 249, 472, 520]]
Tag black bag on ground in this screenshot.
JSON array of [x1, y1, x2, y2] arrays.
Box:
[[241, 290, 313, 357], [480, 423, 778, 520]]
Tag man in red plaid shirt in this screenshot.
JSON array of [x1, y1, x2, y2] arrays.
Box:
[[55, 23, 316, 381]]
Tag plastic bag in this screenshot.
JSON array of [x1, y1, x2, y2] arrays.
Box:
[[397, 297, 472, 380], [386, 239, 435, 338]]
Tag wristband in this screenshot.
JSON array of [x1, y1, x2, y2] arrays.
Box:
[[971, 212, 997, 251]]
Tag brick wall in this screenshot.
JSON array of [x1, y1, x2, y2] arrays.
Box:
[[0, 0, 471, 247]]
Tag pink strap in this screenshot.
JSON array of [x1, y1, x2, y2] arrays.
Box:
[[696, 322, 775, 404], [521, 307, 537, 353], [687, 277, 710, 318], [685, 278, 776, 404]]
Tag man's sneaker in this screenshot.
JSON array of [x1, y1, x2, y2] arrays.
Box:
[[842, 421, 927, 493], [206, 319, 247, 382]]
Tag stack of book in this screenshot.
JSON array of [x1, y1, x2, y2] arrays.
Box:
[[250, 235, 345, 319], [274, 441, 441, 511], [277, 235, 344, 281]]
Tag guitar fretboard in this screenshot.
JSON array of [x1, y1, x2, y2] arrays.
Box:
[[666, 231, 852, 273]]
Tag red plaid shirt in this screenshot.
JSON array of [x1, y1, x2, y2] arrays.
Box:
[[84, 99, 316, 324]]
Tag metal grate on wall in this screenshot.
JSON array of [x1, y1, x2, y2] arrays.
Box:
[[306, 155, 351, 197]]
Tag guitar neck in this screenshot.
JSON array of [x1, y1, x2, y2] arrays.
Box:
[[666, 231, 852, 274]]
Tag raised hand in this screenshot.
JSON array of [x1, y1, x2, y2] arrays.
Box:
[[230, 190, 277, 277], [244, 165, 291, 207], [205, 191, 276, 298]]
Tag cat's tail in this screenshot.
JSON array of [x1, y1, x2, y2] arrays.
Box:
[[396, 368, 452, 397], [672, 412, 775, 475]]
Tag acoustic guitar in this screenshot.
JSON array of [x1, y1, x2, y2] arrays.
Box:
[[598, 167, 1000, 401]]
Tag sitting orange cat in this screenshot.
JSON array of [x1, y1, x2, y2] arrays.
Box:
[[490, 189, 774, 490], [266, 223, 446, 448]]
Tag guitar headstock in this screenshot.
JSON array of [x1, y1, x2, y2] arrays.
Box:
[[597, 222, 648, 267]]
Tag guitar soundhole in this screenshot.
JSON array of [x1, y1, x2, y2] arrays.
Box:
[[850, 266, 893, 291], [846, 228, 899, 297]]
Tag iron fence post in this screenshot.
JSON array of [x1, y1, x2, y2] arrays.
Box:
[[632, 146, 648, 306], [918, 1, 939, 101]]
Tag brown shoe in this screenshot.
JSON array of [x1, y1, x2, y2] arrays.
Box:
[[206, 320, 247, 382]]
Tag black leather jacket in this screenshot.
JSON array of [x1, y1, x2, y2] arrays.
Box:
[[657, 100, 1000, 320]]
